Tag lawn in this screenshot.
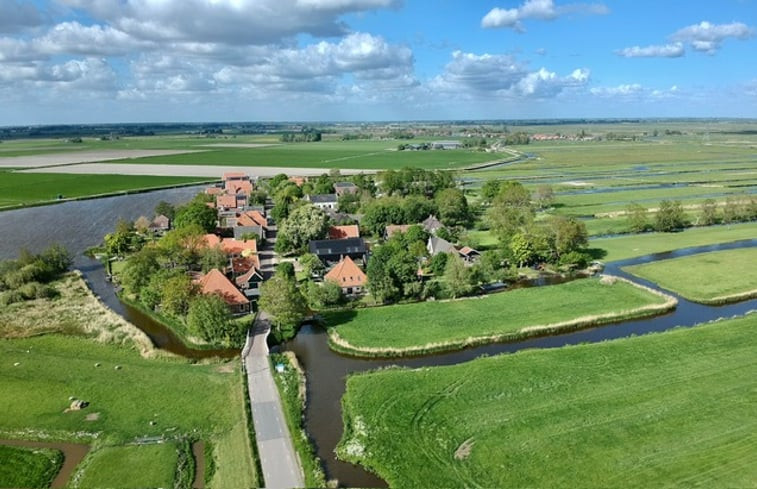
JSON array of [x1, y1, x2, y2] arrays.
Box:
[[76, 443, 178, 489], [327, 277, 674, 356], [339, 313, 757, 488], [591, 222, 757, 262], [0, 444, 62, 489], [623, 248, 757, 303], [0, 171, 209, 209]]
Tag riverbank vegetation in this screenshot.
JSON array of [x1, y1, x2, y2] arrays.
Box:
[[591, 222, 757, 261], [75, 443, 180, 489], [624, 248, 757, 304], [270, 352, 327, 488], [0, 444, 63, 489], [338, 313, 757, 488], [327, 277, 675, 357]]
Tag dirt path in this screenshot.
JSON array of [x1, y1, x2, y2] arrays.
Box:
[[0, 149, 207, 168], [21, 163, 371, 177]]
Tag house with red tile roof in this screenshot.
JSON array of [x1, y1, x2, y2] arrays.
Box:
[[289, 176, 306, 187], [225, 179, 253, 196], [216, 194, 240, 210], [328, 224, 360, 240], [196, 268, 250, 314], [202, 235, 260, 270], [324, 256, 367, 295]]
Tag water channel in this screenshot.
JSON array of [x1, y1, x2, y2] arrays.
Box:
[[1, 188, 755, 487]]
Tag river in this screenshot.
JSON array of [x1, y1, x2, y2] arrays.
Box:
[[1, 188, 755, 488]]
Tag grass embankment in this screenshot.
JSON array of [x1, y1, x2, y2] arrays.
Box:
[[339, 313, 757, 488], [270, 352, 327, 488], [0, 273, 258, 487], [0, 171, 210, 209], [75, 443, 180, 489], [0, 444, 62, 489], [624, 248, 757, 304], [592, 222, 757, 261], [327, 277, 675, 357]]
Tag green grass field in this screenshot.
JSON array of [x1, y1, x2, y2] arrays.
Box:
[[0, 171, 209, 209], [339, 313, 757, 488], [327, 277, 673, 356], [623, 248, 757, 303], [77, 444, 178, 489], [0, 444, 62, 489], [592, 222, 757, 261]]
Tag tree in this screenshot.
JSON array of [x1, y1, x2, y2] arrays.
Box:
[[428, 252, 449, 276], [699, 199, 718, 226], [626, 203, 649, 233], [201, 245, 229, 273], [655, 200, 687, 232], [303, 279, 343, 309], [160, 274, 195, 317], [487, 181, 534, 244], [159, 223, 206, 268], [276, 204, 329, 253], [480, 179, 501, 203], [187, 295, 235, 345], [174, 200, 217, 232], [443, 254, 474, 298], [121, 246, 160, 294], [533, 185, 555, 210], [366, 237, 419, 303], [510, 232, 536, 268], [37, 244, 73, 277], [276, 261, 296, 280], [546, 216, 588, 259], [435, 188, 470, 227], [155, 201, 176, 220], [299, 253, 324, 278], [259, 274, 307, 341], [722, 197, 739, 224], [104, 230, 131, 256]]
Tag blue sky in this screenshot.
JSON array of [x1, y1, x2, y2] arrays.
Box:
[[1, 0, 755, 124]]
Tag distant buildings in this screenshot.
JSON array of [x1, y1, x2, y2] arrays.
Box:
[[306, 194, 338, 210]]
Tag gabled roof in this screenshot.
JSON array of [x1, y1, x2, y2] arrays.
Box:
[[223, 172, 248, 181], [459, 246, 480, 257], [334, 181, 358, 188], [216, 194, 238, 209], [289, 176, 306, 186], [225, 180, 253, 195], [309, 237, 366, 256], [203, 235, 257, 258], [149, 214, 170, 229], [324, 256, 367, 288], [385, 224, 412, 238], [235, 266, 264, 286], [232, 255, 261, 274], [422, 214, 444, 233], [203, 234, 222, 247], [329, 225, 360, 239], [236, 210, 267, 228], [206, 187, 223, 195], [307, 193, 338, 204], [197, 269, 249, 306], [428, 235, 457, 255]]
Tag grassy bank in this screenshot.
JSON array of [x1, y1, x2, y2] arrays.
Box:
[[327, 277, 675, 357], [624, 248, 757, 304], [339, 313, 757, 488], [0, 171, 210, 209], [75, 443, 179, 489], [0, 444, 62, 489], [591, 222, 757, 262], [270, 352, 327, 488]]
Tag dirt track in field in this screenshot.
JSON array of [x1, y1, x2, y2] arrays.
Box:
[[20, 162, 371, 177], [0, 149, 207, 168]]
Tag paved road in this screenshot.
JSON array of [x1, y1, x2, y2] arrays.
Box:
[[243, 312, 305, 488]]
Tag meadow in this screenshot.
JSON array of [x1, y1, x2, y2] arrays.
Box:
[[590, 222, 757, 261], [0, 274, 257, 488], [0, 171, 210, 209], [0, 444, 62, 489], [339, 313, 757, 488], [623, 248, 757, 304], [327, 277, 674, 356], [76, 443, 180, 489]]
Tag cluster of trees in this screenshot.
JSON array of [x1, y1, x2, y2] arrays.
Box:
[[627, 195, 757, 233], [275, 205, 330, 254], [485, 180, 590, 268], [0, 244, 72, 305], [462, 137, 488, 148], [502, 132, 530, 145], [379, 168, 455, 197], [279, 129, 322, 142]]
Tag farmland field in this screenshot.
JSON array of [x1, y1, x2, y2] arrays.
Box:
[[591, 222, 757, 261], [327, 277, 673, 356], [0, 444, 62, 489], [623, 248, 757, 303], [339, 313, 757, 488], [76, 444, 178, 489], [0, 171, 210, 209]]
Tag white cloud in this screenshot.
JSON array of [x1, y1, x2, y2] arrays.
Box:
[[616, 42, 684, 58], [671, 21, 754, 54], [481, 0, 608, 31], [0, 0, 46, 33], [590, 83, 643, 97], [60, 0, 400, 45], [0, 57, 117, 91]]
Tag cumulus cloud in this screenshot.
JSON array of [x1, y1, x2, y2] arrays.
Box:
[[616, 42, 684, 58], [429, 50, 588, 98], [671, 21, 754, 54], [0, 57, 117, 91], [590, 84, 643, 97], [481, 0, 608, 31], [59, 0, 399, 45], [0, 0, 46, 33]]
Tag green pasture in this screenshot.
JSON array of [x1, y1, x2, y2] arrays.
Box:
[[0, 172, 209, 209], [624, 248, 757, 303], [77, 443, 178, 489], [592, 222, 757, 261], [327, 277, 670, 356], [339, 313, 757, 488], [0, 444, 62, 489]]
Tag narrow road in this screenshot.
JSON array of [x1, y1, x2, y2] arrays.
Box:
[[243, 312, 305, 488]]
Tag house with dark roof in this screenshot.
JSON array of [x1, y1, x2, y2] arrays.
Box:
[[422, 214, 444, 235], [324, 256, 367, 295], [306, 194, 338, 210], [148, 214, 170, 234], [458, 246, 481, 263], [309, 237, 367, 265], [334, 181, 359, 197], [427, 235, 457, 256], [235, 267, 264, 300]]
